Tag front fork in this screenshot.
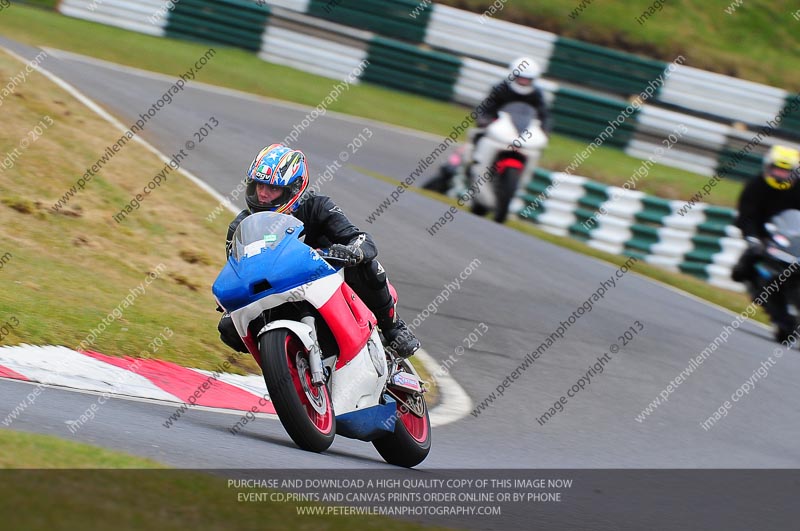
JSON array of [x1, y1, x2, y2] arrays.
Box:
[[300, 315, 326, 386]]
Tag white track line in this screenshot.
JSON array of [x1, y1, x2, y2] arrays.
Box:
[[1, 45, 473, 427], [416, 348, 473, 426]]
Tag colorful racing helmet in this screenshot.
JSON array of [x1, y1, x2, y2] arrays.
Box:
[[245, 144, 309, 213], [763, 145, 800, 191]]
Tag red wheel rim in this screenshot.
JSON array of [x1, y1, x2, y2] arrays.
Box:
[[285, 335, 333, 435], [397, 393, 429, 443]]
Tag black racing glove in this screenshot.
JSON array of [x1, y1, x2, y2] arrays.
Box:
[[321, 243, 364, 267]]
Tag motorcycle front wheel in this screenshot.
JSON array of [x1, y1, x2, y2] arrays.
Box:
[[494, 165, 521, 223], [260, 329, 335, 453]]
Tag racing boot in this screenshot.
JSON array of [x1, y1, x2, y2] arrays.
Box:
[[773, 316, 797, 345], [760, 296, 797, 345], [376, 301, 420, 359], [731, 243, 761, 283]]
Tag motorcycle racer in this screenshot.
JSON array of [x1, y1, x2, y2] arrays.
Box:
[[423, 58, 551, 205], [217, 144, 420, 358], [475, 57, 551, 135], [732, 144, 800, 342]]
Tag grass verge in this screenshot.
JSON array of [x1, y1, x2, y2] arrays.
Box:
[[0, 428, 164, 468], [0, 429, 444, 531], [0, 4, 743, 208]]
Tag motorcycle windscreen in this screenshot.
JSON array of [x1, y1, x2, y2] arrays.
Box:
[[230, 212, 303, 261], [769, 210, 800, 257], [499, 101, 538, 133], [213, 212, 336, 312]]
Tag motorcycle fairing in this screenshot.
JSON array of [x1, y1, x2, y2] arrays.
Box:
[[326, 328, 388, 416], [213, 233, 337, 314], [335, 395, 397, 441], [318, 281, 376, 369]]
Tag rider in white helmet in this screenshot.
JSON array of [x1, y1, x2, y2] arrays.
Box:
[[476, 57, 550, 130], [464, 57, 551, 173], [506, 56, 541, 96], [425, 58, 551, 197]]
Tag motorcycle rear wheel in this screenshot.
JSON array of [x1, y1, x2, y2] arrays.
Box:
[[260, 329, 335, 453]]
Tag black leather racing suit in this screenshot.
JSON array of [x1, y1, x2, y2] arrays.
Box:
[[477, 81, 551, 132], [735, 177, 800, 242]]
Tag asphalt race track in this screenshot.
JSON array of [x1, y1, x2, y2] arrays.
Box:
[[1, 37, 799, 523]]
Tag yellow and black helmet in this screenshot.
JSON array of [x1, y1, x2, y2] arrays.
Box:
[[763, 145, 800, 190]]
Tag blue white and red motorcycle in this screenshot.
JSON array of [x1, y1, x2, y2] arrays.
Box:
[[212, 212, 430, 467]]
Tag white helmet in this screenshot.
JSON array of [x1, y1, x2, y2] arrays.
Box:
[[507, 57, 540, 95]]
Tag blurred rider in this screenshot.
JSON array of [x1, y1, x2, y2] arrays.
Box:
[[475, 56, 551, 135], [732, 144, 800, 342]]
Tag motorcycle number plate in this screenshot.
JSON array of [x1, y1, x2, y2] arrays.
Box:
[[391, 372, 421, 393], [243, 240, 266, 257]]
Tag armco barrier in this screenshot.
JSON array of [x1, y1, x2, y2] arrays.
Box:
[[362, 36, 461, 101], [626, 107, 728, 178], [658, 64, 788, 128], [425, 4, 557, 68], [519, 168, 745, 292], [259, 8, 370, 81], [777, 93, 800, 140], [550, 88, 638, 149]]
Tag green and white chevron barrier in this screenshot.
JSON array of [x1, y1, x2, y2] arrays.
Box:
[[519, 168, 745, 292], [307, 0, 431, 44]]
